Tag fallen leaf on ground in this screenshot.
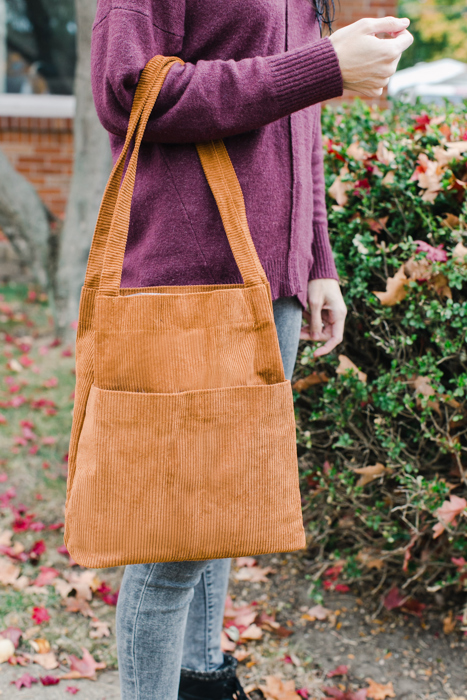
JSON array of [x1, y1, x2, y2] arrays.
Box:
[[239, 624, 263, 641], [29, 638, 50, 654], [293, 372, 329, 393], [64, 596, 93, 618], [40, 676, 60, 686], [31, 607, 50, 625], [365, 679, 395, 699], [64, 570, 100, 601], [60, 647, 106, 681], [336, 356, 367, 383], [0, 627, 22, 648], [66, 687, 80, 694], [89, 619, 110, 639], [0, 558, 20, 585], [327, 665, 349, 677], [259, 675, 302, 699], [220, 631, 236, 653], [433, 495, 467, 539], [443, 611, 456, 635], [34, 567, 60, 587], [235, 566, 274, 583], [452, 242, 467, 265], [32, 651, 58, 670], [306, 604, 332, 621], [235, 557, 256, 568], [11, 673, 38, 689], [353, 463, 389, 487]]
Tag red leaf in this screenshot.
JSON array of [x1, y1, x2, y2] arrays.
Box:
[[66, 687, 80, 694], [48, 522, 64, 530], [11, 673, 38, 689], [335, 584, 351, 593], [34, 567, 59, 587], [414, 113, 430, 131], [297, 691, 309, 699], [327, 665, 349, 677], [40, 676, 60, 686], [60, 647, 106, 681], [383, 587, 407, 611], [32, 607, 50, 624], [29, 540, 46, 562], [452, 557, 467, 571], [414, 240, 447, 262]]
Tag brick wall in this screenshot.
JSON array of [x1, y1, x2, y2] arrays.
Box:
[[0, 116, 74, 219]]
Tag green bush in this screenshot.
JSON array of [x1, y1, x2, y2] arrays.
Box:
[[295, 98, 467, 613]]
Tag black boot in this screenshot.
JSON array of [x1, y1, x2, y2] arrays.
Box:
[[178, 655, 248, 700]]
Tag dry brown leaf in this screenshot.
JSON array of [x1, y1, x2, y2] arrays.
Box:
[[64, 596, 93, 618], [60, 647, 106, 682], [239, 624, 263, 642], [336, 355, 367, 384], [376, 141, 395, 166], [235, 566, 274, 583], [373, 265, 409, 306], [328, 166, 353, 206], [366, 678, 396, 699], [442, 213, 461, 229], [0, 531, 12, 547], [347, 142, 370, 161], [357, 549, 385, 570], [259, 675, 301, 699], [292, 372, 329, 393], [32, 651, 58, 670], [381, 170, 396, 186], [89, 619, 111, 640], [452, 242, 467, 265], [12, 576, 30, 591], [306, 604, 332, 621], [29, 639, 50, 654], [220, 631, 236, 653], [233, 649, 251, 662], [0, 558, 20, 585], [64, 571, 100, 601], [404, 257, 452, 300], [54, 578, 74, 599], [353, 463, 388, 487], [434, 141, 467, 167], [410, 375, 441, 415], [443, 611, 456, 635]]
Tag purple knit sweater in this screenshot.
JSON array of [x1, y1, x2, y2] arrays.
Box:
[[91, 0, 344, 308]]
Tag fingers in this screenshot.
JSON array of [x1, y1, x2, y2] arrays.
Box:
[[365, 16, 410, 35], [313, 315, 345, 358]]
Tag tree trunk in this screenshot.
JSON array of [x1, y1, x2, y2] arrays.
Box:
[[0, 0, 6, 92], [54, 0, 111, 338]]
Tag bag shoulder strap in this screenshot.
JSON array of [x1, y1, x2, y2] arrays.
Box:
[[84, 55, 268, 296]]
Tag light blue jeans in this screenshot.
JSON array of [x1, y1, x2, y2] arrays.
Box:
[[116, 296, 303, 700]]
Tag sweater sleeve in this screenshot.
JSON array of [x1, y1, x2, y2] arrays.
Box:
[[309, 113, 339, 281], [91, 2, 343, 144]]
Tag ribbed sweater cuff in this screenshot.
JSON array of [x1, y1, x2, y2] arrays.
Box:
[[309, 222, 339, 281], [267, 37, 343, 113]]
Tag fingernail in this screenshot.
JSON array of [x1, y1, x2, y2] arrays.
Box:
[[401, 17, 410, 24]]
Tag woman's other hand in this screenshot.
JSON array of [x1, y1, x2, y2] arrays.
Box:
[[330, 16, 414, 97], [301, 279, 347, 358]]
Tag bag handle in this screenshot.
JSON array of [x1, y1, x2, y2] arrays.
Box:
[[88, 55, 268, 296], [84, 56, 182, 291]]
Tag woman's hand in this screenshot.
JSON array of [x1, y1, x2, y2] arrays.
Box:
[[301, 279, 347, 358], [330, 16, 414, 97]]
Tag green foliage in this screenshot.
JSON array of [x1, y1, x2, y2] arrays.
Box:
[[295, 99, 467, 607]]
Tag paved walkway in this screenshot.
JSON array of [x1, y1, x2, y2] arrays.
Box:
[[0, 667, 120, 699]]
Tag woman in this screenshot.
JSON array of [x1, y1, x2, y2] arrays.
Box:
[[90, 2, 412, 698]]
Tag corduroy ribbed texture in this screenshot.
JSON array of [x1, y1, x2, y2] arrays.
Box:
[[64, 56, 306, 568]]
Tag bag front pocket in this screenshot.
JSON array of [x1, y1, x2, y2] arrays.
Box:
[[65, 382, 305, 568]]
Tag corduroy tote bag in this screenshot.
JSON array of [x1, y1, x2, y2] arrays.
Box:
[[64, 55, 306, 568]]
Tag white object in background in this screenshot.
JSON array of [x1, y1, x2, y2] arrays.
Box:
[[0, 93, 76, 118], [0, 0, 6, 94], [389, 58, 467, 103]]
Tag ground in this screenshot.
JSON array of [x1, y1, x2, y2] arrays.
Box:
[[0, 285, 465, 699]]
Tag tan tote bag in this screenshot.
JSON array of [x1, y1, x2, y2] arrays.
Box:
[[64, 55, 306, 568]]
